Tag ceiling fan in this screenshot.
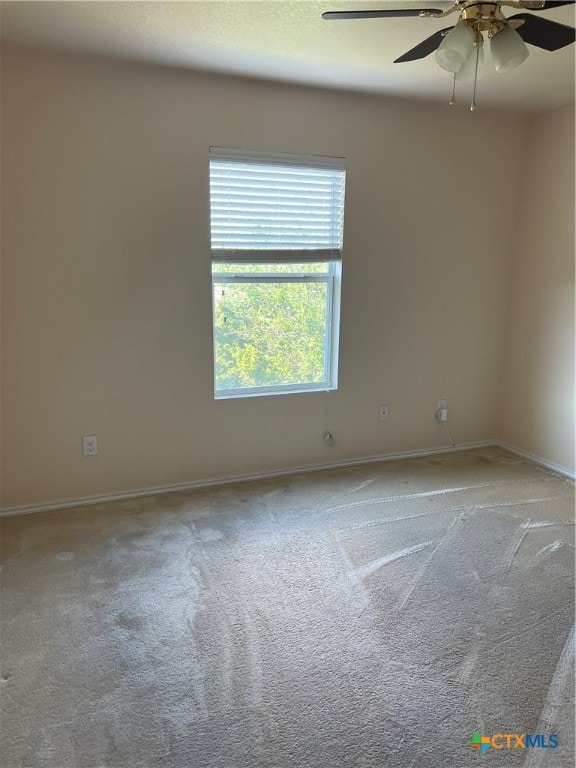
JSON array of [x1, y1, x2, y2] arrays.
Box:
[[322, 1, 576, 108]]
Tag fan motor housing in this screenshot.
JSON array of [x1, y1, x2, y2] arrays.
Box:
[[457, 2, 527, 38], [460, 3, 505, 30]]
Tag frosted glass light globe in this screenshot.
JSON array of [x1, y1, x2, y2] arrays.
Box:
[[491, 26, 529, 73], [456, 44, 485, 81], [436, 24, 475, 73]]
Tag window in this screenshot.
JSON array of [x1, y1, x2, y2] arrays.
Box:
[[209, 148, 345, 398]]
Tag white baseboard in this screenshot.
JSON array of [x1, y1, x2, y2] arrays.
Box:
[[494, 441, 575, 482], [2, 439, 572, 519], [0, 439, 497, 519]]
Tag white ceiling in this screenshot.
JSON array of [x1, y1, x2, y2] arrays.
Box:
[[1, 0, 575, 111]]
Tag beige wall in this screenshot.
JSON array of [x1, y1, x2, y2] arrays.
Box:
[[1, 46, 526, 508], [500, 106, 575, 472]]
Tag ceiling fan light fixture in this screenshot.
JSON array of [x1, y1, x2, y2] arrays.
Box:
[[323, 1, 576, 109], [435, 23, 475, 72], [490, 26, 530, 72]]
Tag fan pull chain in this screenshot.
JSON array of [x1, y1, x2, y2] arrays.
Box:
[[450, 73, 456, 106], [470, 44, 480, 111]]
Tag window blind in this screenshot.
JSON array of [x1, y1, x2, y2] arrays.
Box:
[[209, 147, 346, 262]]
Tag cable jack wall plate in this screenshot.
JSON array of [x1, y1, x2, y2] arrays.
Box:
[[323, 431, 335, 447]]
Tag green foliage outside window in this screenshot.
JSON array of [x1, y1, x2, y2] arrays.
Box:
[[212, 264, 329, 391]]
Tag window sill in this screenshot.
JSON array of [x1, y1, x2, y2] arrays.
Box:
[[215, 385, 337, 400]]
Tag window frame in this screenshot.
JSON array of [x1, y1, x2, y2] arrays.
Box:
[[209, 147, 345, 400], [211, 261, 341, 399]]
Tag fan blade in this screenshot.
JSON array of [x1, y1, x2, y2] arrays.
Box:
[[322, 9, 444, 20], [525, 1, 575, 9], [394, 27, 454, 62], [510, 13, 575, 50]]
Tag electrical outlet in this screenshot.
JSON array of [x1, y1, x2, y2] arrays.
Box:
[[379, 405, 390, 422], [436, 400, 448, 422], [82, 435, 98, 456]]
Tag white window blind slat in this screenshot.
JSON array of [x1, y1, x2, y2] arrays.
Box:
[[209, 148, 346, 258]]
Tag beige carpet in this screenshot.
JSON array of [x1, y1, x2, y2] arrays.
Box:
[[1, 447, 574, 767]]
